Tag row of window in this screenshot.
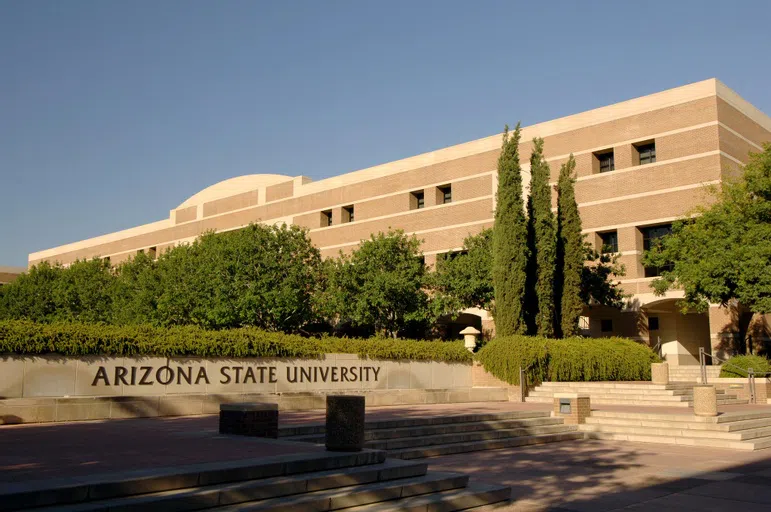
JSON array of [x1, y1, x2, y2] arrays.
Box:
[[594, 140, 656, 174], [597, 223, 673, 277], [319, 184, 453, 227]]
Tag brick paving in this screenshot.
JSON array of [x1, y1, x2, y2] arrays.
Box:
[[3, 400, 771, 510], [0, 415, 322, 483], [433, 439, 771, 511]]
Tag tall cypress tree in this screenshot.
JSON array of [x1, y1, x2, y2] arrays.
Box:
[[556, 155, 583, 337], [524, 195, 537, 335], [492, 124, 529, 336], [529, 138, 557, 337]]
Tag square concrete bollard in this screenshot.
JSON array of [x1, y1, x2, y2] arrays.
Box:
[[325, 395, 365, 452], [651, 362, 669, 385], [219, 403, 279, 438], [693, 385, 718, 417], [553, 393, 591, 425]]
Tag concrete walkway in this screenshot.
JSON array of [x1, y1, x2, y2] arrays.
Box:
[[433, 439, 771, 511]]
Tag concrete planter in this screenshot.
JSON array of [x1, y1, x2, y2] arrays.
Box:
[[693, 385, 718, 417], [651, 363, 669, 385]]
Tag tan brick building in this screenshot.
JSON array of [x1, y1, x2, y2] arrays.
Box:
[[28, 79, 771, 364], [0, 267, 24, 286]]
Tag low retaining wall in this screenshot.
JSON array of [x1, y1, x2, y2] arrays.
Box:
[[713, 378, 771, 403], [0, 353, 510, 424]]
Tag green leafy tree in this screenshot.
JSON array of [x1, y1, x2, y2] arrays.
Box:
[[51, 258, 114, 323], [581, 244, 627, 309], [111, 252, 162, 325], [431, 228, 494, 315], [556, 155, 584, 337], [0, 261, 60, 322], [528, 137, 557, 337], [320, 230, 429, 338], [492, 124, 529, 336], [153, 224, 322, 332], [645, 144, 771, 316]]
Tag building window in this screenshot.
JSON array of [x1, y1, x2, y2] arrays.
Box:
[[148, 246, 157, 260], [595, 150, 615, 173], [641, 224, 673, 277], [103, 256, 111, 266], [648, 317, 659, 331], [343, 205, 354, 223], [601, 319, 613, 333], [635, 141, 656, 165], [321, 210, 332, 227], [439, 185, 452, 204], [411, 191, 425, 210], [599, 231, 618, 254]]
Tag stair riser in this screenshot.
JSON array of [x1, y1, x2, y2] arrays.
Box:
[[584, 417, 771, 432], [584, 431, 755, 450], [288, 418, 565, 444], [366, 425, 573, 451], [394, 432, 583, 460], [525, 397, 692, 407], [279, 412, 550, 437], [580, 424, 771, 441]]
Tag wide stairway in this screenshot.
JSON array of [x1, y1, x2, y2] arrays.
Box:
[[525, 381, 747, 407], [0, 450, 510, 511], [280, 410, 582, 459], [581, 409, 771, 450]]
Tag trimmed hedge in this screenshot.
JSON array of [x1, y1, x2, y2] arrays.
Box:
[[475, 335, 661, 385], [720, 355, 771, 378], [0, 320, 472, 363]]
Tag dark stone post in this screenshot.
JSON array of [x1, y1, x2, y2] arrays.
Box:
[[219, 403, 279, 438], [325, 395, 365, 451]]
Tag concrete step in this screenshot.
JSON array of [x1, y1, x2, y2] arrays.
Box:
[[536, 382, 695, 390], [343, 481, 511, 511], [580, 423, 771, 441], [278, 411, 552, 438], [0, 450, 388, 511], [285, 417, 565, 444], [365, 424, 575, 451], [584, 416, 771, 432], [583, 431, 761, 451], [592, 409, 771, 423], [391, 431, 584, 460], [27, 458, 428, 512], [525, 396, 692, 407], [527, 391, 692, 401], [211, 471, 470, 511]]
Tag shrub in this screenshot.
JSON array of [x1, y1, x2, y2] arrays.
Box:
[[0, 320, 472, 363], [720, 355, 771, 378], [475, 335, 660, 385]]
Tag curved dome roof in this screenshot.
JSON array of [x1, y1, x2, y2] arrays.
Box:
[[177, 174, 293, 209]]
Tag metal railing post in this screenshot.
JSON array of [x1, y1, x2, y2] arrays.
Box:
[[699, 347, 708, 384], [749, 368, 756, 404], [519, 366, 526, 402]]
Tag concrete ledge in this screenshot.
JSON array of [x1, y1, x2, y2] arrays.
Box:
[[0, 387, 509, 425]]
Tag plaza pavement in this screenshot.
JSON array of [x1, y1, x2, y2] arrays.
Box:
[[2, 401, 771, 510]]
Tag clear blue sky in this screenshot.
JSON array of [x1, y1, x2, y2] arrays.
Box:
[[1, 0, 770, 267]]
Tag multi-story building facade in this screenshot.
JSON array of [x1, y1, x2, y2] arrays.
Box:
[[0, 267, 24, 286], [28, 79, 771, 364]]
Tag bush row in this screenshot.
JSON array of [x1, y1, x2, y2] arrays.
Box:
[[475, 335, 661, 384], [0, 320, 472, 363], [720, 355, 771, 378]]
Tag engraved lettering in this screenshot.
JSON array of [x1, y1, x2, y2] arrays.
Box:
[[156, 366, 174, 386], [220, 366, 231, 384], [115, 366, 129, 386], [139, 366, 153, 385], [92, 366, 110, 386], [195, 367, 210, 384]]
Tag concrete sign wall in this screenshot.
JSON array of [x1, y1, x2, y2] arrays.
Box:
[[0, 353, 474, 399]]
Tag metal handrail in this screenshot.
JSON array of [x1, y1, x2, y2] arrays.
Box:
[[652, 336, 662, 359], [699, 347, 771, 405]]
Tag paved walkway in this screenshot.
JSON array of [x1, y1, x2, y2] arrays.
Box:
[[433, 439, 771, 511], [3, 401, 771, 510]]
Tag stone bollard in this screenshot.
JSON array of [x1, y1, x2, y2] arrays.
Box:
[[460, 326, 481, 353], [219, 403, 279, 438], [553, 393, 591, 425], [651, 362, 669, 385], [325, 395, 365, 452], [693, 385, 718, 417]]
